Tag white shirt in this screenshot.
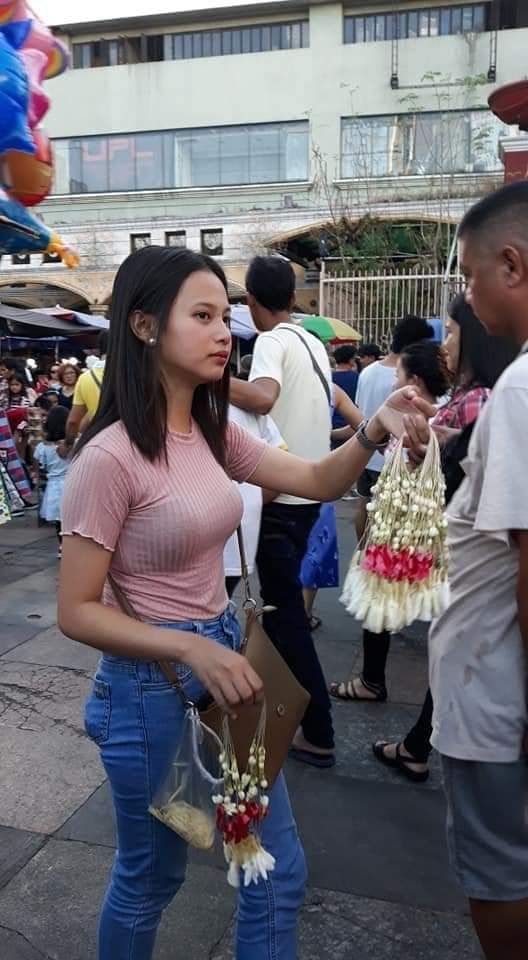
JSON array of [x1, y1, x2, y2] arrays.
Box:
[[249, 322, 331, 505], [355, 361, 397, 472], [429, 352, 528, 763], [223, 406, 284, 577]]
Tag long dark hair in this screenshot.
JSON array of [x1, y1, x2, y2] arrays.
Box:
[[76, 246, 230, 465], [449, 294, 518, 390]]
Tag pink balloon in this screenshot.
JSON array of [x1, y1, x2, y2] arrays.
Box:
[[21, 47, 49, 128], [22, 17, 54, 59], [0, 0, 28, 21]]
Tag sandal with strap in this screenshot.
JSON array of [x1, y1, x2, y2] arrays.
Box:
[[329, 678, 387, 703], [372, 741, 429, 783]]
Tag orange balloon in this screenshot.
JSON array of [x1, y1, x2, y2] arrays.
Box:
[[3, 130, 53, 206]]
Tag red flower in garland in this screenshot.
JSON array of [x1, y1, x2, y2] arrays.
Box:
[[362, 545, 433, 583]]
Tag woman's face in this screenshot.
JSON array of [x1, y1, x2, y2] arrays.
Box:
[[10, 379, 23, 395], [62, 366, 77, 386], [160, 270, 232, 386], [443, 316, 460, 374], [50, 365, 60, 380]]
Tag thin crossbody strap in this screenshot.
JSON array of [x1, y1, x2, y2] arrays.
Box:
[[280, 326, 331, 406]]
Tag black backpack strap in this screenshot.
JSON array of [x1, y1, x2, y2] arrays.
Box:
[[90, 369, 102, 390], [280, 327, 331, 406]]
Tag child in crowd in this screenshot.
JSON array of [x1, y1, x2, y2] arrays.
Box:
[[34, 406, 72, 558]]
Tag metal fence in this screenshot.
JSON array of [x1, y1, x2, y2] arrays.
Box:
[[319, 262, 463, 347]]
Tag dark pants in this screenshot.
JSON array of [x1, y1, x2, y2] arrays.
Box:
[[225, 576, 240, 598], [256, 501, 334, 751], [362, 629, 433, 763]]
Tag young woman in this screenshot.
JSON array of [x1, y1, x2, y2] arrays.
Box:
[[57, 363, 79, 410], [58, 246, 431, 960], [330, 296, 517, 780]]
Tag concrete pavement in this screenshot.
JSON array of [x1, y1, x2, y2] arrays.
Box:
[[0, 507, 483, 959]]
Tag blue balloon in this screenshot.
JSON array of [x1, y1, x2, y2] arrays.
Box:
[[0, 33, 34, 156], [1, 20, 32, 51], [0, 190, 51, 254]]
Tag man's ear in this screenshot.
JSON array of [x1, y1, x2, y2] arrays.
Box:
[[129, 310, 158, 345]]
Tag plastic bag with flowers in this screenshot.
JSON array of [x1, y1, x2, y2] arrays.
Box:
[[341, 431, 450, 633]]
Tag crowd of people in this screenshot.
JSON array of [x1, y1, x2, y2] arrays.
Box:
[[1, 180, 527, 960], [0, 334, 107, 527]]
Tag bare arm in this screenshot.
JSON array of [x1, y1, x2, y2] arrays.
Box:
[[66, 403, 87, 440], [330, 384, 363, 443], [333, 383, 363, 431], [230, 376, 280, 416], [249, 388, 435, 502], [58, 535, 263, 714]]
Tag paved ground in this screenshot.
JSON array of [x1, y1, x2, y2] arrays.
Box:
[[0, 506, 484, 959]]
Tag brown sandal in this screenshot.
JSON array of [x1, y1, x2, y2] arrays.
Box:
[[329, 678, 387, 703]]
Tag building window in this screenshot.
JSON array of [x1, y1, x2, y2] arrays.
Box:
[[341, 111, 509, 179], [51, 120, 309, 194], [344, 5, 487, 44], [11, 253, 30, 265], [73, 20, 309, 69], [165, 230, 186, 247], [201, 229, 223, 256], [130, 233, 151, 253]]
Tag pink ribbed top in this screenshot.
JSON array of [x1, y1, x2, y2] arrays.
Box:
[[61, 420, 266, 621]]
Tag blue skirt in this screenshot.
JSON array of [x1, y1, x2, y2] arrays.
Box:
[[300, 502, 339, 590]]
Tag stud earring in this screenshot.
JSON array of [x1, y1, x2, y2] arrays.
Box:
[[148, 337, 157, 346]]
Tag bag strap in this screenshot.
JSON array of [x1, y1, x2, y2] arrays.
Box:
[[107, 525, 256, 698], [280, 326, 331, 406], [90, 369, 103, 389]]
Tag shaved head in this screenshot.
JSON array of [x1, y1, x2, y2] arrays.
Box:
[[458, 182, 528, 343], [459, 181, 528, 254]]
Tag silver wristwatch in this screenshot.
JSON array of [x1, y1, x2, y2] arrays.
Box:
[[355, 419, 390, 453]]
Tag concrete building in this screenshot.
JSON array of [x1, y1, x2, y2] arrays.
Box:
[[1, 0, 526, 312]]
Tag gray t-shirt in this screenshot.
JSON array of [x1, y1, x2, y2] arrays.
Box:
[[429, 351, 528, 763], [355, 361, 397, 472]]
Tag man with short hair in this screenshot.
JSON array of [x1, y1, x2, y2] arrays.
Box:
[[421, 181, 528, 960], [357, 342, 382, 370], [230, 255, 335, 767], [66, 331, 108, 439]]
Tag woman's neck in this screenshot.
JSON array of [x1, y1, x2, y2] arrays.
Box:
[[164, 377, 195, 434]]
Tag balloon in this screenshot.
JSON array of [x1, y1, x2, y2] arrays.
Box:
[[0, 2, 19, 25], [0, 33, 34, 156], [0, 4, 78, 264], [45, 37, 69, 79], [0, 187, 79, 265], [3, 128, 53, 206], [21, 48, 49, 128], [2, 17, 30, 48]]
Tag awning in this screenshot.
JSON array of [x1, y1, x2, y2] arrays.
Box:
[[0, 303, 105, 338]]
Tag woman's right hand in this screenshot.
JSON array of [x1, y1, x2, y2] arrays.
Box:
[[184, 635, 264, 717]]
